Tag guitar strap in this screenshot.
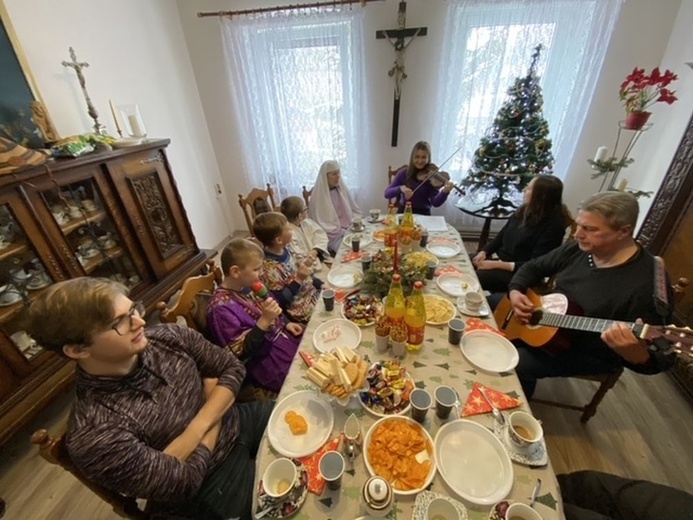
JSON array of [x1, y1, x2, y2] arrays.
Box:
[[653, 256, 670, 319]]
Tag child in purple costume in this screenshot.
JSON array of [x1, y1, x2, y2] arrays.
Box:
[[207, 238, 303, 395]]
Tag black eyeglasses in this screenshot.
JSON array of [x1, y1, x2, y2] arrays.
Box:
[[111, 301, 146, 336]]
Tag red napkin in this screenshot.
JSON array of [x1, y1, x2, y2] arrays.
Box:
[[464, 318, 506, 336], [341, 251, 367, 263], [297, 436, 342, 494], [462, 382, 521, 417], [334, 288, 359, 303], [435, 265, 463, 276]]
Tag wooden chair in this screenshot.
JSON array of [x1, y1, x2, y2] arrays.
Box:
[[156, 262, 223, 338], [302, 185, 312, 208], [238, 184, 277, 236], [387, 164, 407, 205], [531, 276, 689, 423], [30, 429, 150, 519]]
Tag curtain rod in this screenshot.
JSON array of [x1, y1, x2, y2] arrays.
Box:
[[198, 0, 382, 19]]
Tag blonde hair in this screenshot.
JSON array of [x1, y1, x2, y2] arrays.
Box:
[[252, 212, 288, 247], [221, 238, 264, 274], [580, 191, 639, 230], [26, 278, 127, 353]]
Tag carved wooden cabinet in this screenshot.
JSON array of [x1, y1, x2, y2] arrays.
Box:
[[0, 139, 214, 444]]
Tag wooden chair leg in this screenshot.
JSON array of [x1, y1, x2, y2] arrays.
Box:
[[579, 368, 623, 423]]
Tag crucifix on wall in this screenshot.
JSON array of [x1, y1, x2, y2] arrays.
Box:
[[376, 1, 427, 147]]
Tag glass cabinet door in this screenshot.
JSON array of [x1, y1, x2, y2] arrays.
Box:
[[40, 179, 143, 290], [0, 203, 53, 361]]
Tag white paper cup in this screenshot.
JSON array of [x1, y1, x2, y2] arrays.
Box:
[[505, 502, 543, 520], [262, 458, 297, 500], [508, 411, 543, 449], [426, 497, 460, 520]]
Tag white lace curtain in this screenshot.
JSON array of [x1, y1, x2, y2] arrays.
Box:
[[221, 8, 369, 203], [432, 0, 622, 231]]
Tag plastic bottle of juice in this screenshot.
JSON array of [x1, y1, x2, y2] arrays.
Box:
[[404, 281, 426, 351], [385, 273, 406, 324], [400, 201, 415, 237], [384, 204, 399, 248]]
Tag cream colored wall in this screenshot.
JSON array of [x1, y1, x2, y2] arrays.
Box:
[[2, 0, 234, 249]]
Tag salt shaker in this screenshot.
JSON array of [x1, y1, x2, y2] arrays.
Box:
[[362, 476, 393, 517]]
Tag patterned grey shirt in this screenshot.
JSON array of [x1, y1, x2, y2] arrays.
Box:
[[66, 324, 246, 502]]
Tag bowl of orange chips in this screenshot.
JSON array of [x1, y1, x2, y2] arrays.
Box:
[[363, 416, 436, 495]]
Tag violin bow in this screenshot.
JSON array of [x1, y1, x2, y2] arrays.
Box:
[[410, 142, 466, 195]]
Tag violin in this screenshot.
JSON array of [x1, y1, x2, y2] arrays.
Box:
[[422, 164, 465, 196]]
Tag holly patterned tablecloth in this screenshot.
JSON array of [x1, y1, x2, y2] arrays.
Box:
[[253, 221, 565, 520]]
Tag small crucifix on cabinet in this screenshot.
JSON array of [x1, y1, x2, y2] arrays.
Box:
[[376, 1, 427, 147]]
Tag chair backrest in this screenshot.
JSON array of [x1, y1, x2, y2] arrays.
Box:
[[30, 429, 149, 520], [238, 183, 277, 236], [302, 185, 312, 208], [387, 164, 407, 205], [156, 261, 223, 339]]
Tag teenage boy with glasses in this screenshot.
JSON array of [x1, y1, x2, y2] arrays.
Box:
[[27, 277, 272, 520]]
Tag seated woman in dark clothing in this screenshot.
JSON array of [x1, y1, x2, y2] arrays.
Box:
[[472, 175, 570, 298]]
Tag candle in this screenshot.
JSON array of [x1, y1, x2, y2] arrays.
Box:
[[594, 146, 609, 163], [617, 179, 628, 191], [109, 100, 122, 136], [128, 114, 146, 137]]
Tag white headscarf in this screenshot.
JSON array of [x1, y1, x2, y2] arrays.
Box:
[[309, 160, 361, 235]]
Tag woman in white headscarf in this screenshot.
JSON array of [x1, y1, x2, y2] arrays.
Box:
[[309, 160, 361, 255]]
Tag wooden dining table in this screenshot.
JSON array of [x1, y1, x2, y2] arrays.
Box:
[[253, 218, 565, 520]]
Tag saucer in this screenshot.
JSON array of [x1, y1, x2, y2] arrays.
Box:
[[82, 248, 101, 259], [367, 216, 384, 224], [493, 422, 547, 467], [27, 277, 51, 290], [456, 297, 490, 317], [350, 224, 366, 233], [255, 459, 308, 519], [413, 490, 469, 520]]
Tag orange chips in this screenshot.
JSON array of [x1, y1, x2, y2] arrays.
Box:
[[284, 410, 308, 435], [367, 419, 432, 491]]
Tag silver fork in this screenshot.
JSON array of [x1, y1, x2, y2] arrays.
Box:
[[479, 386, 506, 426]]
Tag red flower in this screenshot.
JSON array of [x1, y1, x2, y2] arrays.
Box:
[[619, 66, 679, 113]]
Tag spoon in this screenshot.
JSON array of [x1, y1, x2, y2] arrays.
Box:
[[479, 386, 506, 426], [530, 478, 542, 507]]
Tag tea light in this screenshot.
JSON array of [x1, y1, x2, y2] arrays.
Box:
[[617, 179, 628, 191]]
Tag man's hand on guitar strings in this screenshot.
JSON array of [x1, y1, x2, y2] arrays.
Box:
[[602, 319, 650, 365], [509, 290, 534, 322]]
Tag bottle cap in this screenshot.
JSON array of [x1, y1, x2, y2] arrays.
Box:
[[392, 274, 401, 282], [413, 281, 423, 289]]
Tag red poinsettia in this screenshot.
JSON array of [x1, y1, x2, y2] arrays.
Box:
[[619, 67, 678, 114]]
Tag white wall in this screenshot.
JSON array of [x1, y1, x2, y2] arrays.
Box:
[[2, 0, 233, 249]]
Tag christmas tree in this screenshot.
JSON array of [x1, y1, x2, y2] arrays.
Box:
[[460, 45, 554, 215]]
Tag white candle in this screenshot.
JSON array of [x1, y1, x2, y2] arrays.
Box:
[[617, 179, 628, 191], [594, 146, 609, 163], [128, 114, 146, 137], [109, 100, 122, 135]]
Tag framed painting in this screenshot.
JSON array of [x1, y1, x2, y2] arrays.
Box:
[[0, 1, 58, 148]]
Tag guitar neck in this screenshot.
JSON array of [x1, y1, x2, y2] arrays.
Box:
[[539, 312, 641, 336]]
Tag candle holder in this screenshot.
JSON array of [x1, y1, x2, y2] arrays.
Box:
[[117, 104, 147, 138]]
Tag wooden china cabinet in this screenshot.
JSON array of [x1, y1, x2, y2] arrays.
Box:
[[0, 139, 214, 445]]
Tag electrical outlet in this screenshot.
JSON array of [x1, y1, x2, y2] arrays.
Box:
[[214, 183, 223, 198]]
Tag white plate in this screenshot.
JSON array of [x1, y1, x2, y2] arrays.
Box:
[[327, 265, 363, 289], [436, 273, 480, 297], [435, 419, 513, 505], [364, 416, 436, 495], [426, 239, 461, 258], [312, 318, 362, 353], [460, 330, 519, 373], [112, 138, 144, 148], [343, 232, 373, 248], [423, 295, 456, 326], [456, 297, 490, 317], [266, 390, 334, 458]]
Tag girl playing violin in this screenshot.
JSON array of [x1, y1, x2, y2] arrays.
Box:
[[384, 141, 454, 215]]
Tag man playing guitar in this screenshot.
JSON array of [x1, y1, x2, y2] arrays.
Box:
[[504, 191, 676, 398]]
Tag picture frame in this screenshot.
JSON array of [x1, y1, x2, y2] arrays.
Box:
[[0, 1, 58, 148]]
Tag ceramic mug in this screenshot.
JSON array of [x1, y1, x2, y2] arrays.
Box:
[[508, 411, 543, 449], [262, 458, 297, 500], [504, 502, 543, 520], [426, 497, 460, 520]]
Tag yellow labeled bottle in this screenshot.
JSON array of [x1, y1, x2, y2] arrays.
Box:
[[401, 201, 415, 236], [384, 204, 399, 248], [385, 273, 406, 323], [404, 281, 426, 351]]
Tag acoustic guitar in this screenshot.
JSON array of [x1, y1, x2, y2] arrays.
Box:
[[494, 288, 693, 354]]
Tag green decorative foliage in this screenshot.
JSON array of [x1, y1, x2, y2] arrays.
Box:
[[462, 45, 554, 215], [361, 249, 427, 298], [360, 340, 375, 349], [429, 375, 443, 383], [536, 492, 558, 509], [464, 380, 476, 390], [435, 363, 450, 370], [433, 348, 451, 357]]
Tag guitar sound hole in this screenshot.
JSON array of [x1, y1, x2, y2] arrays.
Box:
[[528, 309, 543, 327]]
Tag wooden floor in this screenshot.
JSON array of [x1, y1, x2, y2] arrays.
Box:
[[0, 368, 691, 519]]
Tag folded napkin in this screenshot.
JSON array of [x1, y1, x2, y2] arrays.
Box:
[[297, 436, 342, 494], [341, 251, 367, 263], [462, 382, 521, 417], [434, 265, 464, 276], [334, 288, 359, 303], [299, 350, 316, 368], [464, 317, 506, 336]]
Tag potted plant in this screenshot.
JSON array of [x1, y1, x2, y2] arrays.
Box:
[[619, 67, 678, 130]]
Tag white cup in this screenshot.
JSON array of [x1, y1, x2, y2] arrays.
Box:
[[465, 291, 484, 311], [426, 497, 460, 520], [369, 209, 381, 221], [505, 502, 543, 520], [352, 217, 363, 229], [261, 458, 297, 500], [508, 411, 543, 449]]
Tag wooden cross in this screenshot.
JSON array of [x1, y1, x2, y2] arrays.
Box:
[[376, 1, 427, 147], [62, 47, 106, 135]]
